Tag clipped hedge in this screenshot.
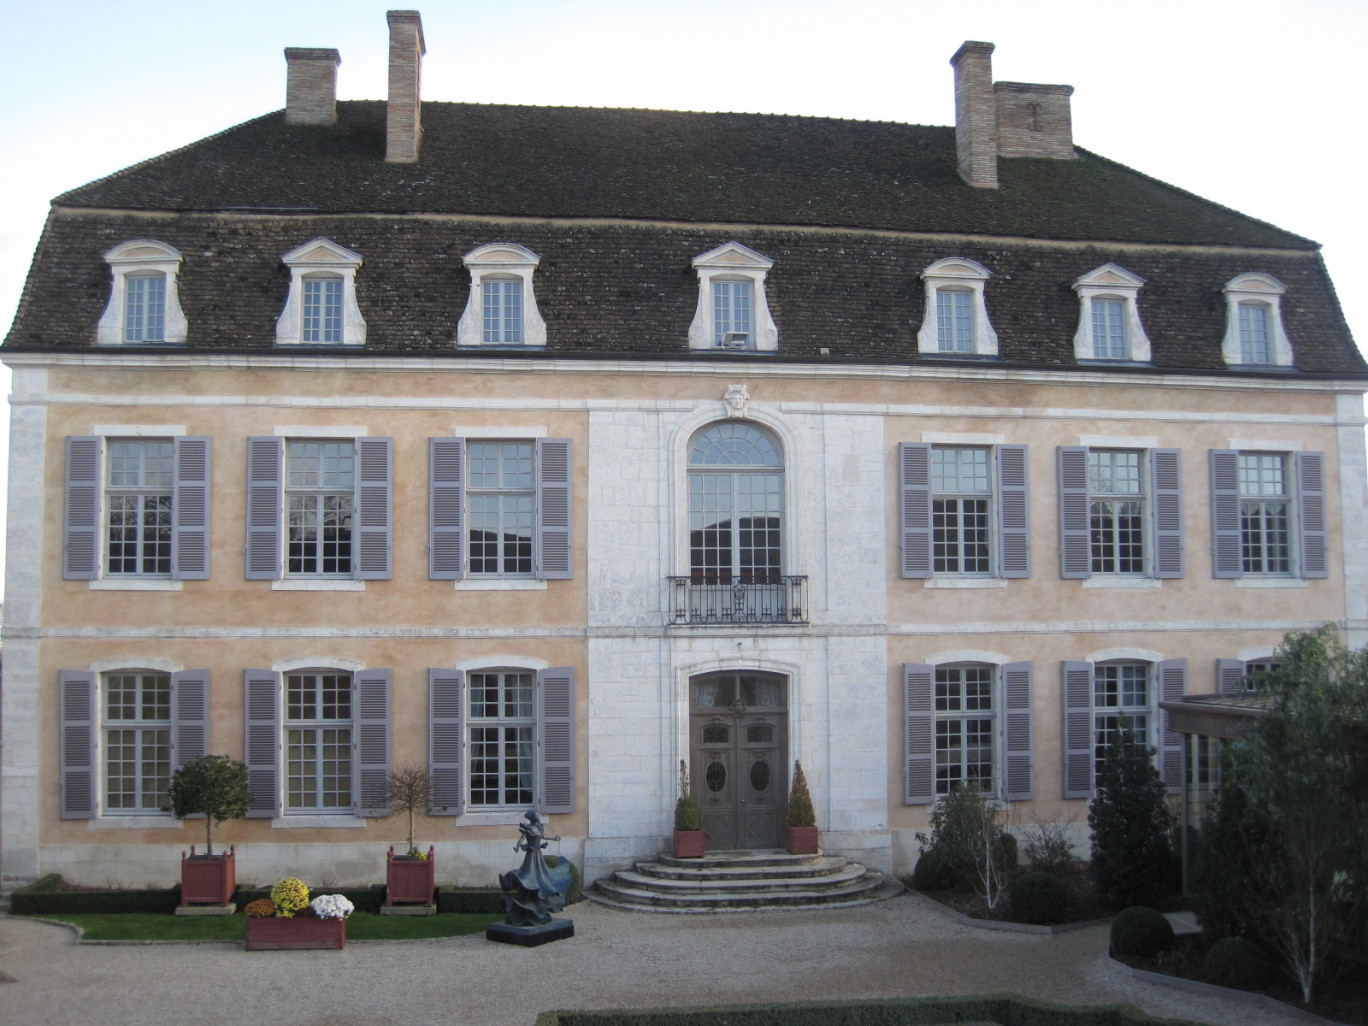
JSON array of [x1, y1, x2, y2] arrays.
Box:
[[11, 884, 181, 916], [1203, 936, 1268, 990], [1009, 871, 1068, 926], [910, 846, 958, 891], [437, 889, 504, 914], [1110, 905, 1175, 957]]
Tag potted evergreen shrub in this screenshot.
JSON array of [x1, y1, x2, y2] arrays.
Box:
[[383, 763, 436, 906], [673, 760, 705, 857], [166, 754, 251, 907], [786, 760, 819, 855]]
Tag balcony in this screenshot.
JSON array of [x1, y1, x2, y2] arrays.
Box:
[[667, 573, 808, 626]]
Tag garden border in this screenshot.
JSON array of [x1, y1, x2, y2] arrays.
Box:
[[1105, 956, 1351, 1026], [909, 890, 1113, 934]]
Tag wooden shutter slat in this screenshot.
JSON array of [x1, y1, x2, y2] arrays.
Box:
[[60, 670, 97, 819], [1297, 451, 1327, 579], [429, 669, 464, 815], [1216, 658, 1246, 696], [1062, 660, 1094, 799], [429, 438, 465, 580], [243, 669, 279, 817], [355, 437, 393, 580], [899, 444, 932, 579], [172, 669, 210, 768], [244, 438, 282, 580], [1002, 661, 1034, 800], [997, 445, 1031, 579], [537, 439, 573, 580], [1057, 448, 1091, 579], [173, 437, 211, 580], [1157, 659, 1187, 793], [1152, 449, 1184, 578], [1210, 450, 1242, 579], [63, 437, 100, 580], [538, 666, 576, 814], [355, 669, 391, 815], [903, 663, 934, 804]]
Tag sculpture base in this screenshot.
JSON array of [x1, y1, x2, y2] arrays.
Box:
[[486, 918, 574, 947]]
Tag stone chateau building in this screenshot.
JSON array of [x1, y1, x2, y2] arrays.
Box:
[[2, 11, 1364, 890]]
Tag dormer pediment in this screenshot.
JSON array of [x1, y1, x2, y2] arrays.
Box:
[[691, 241, 774, 272], [1073, 263, 1145, 291], [462, 242, 542, 270], [281, 238, 364, 269], [1223, 272, 1286, 296], [102, 239, 183, 266], [921, 256, 992, 282]]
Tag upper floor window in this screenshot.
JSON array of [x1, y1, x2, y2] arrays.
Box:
[[1057, 446, 1183, 580], [468, 441, 535, 576], [1071, 264, 1151, 363], [275, 238, 365, 347], [916, 258, 998, 356], [1217, 657, 1282, 696], [456, 244, 546, 347], [689, 242, 778, 352], [106, 439, 174, 577], [688, 422, 783, 583], [1221, 273, 1293, 368], [96, 240, 187, 345], [287, 440, 354, 577], [1209, 449, 1326, 580]]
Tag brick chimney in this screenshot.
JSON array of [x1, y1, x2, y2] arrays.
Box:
[[995, 81, 1076, 159], [284, 48, 341, 126], [951, 41, 998, 189], [385, 10, 425, 164]]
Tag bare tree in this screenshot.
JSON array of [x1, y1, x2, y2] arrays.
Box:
[[384, 763, 434, 855]]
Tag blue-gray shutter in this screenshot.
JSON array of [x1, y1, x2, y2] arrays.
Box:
[[245, 437, 282, 580], [355, 437, 393, 580], [355, 668, 391, 816], [173, 436, 211, 580], [899, 443, 932, 579], [537, 439, 573, 580], [1057, 448, 1091, 579], [59, 670, 97, 819], [172, 669, 209, 769], [243, 669, 280, 818], [428, 668, 464, 815], [1062, 660, 1094, 799], [903, 662, 934, 804], [1297, 451, 1327, 579], [429, 438, 464, 580], [1152, 449, 1184, 578], [1209, 450, 1242, 579], [1156, 659, 1186, 793], [538, 666, 576, 814], [1002, 661, 1034, 801], [63, 437, 101, 579], [997, 445, 1031, 578], [1216, 658, 1245, 696]]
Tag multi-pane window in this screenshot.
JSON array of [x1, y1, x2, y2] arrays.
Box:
[[935, 665, 995, 795], [713, 280, 753, 345], [1238, 453, 1290, 574], [104, 672, 172, 811], [936, 290, 974, 352], [1242, 659, 1281, 693], [1239, 303, 1271, 364], [931, 447, 991, 574], [468, 670, 535, 808], [1088, 450, 1145, 573], [106, 440, 174, 576], [1093, 662, 1149, 785], [286, 440, 353, 576], [301, 276, 343, 344], [468, 441, 535, 575], [482, 280, 523, 344], [688, 422, 783, 583], [1091, 298, 1126, 359], [123, 274, 166, 342], [285, 672, 352, 812]]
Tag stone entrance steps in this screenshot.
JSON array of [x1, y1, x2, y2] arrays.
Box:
[[589, 849, 903, 913]]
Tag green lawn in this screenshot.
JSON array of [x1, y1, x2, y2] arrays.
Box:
[[20, 911, 501, 942]]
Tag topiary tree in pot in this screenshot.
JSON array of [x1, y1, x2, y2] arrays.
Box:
[[166, 754, 251, 906], [785, 760, 819, 855], [383, 762, 436, 906]]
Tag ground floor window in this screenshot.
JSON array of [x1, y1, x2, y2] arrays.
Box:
[[468, 670, 535, 808], [104, 671, 171, 812], [1093, 662, 1150, 786], [934, 664, 995, 795], [285, 671, 353, 812]]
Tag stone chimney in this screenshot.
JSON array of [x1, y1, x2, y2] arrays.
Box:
[[284, 48, 341, 126], [951, 41, 998, 189], [995, 82, 1075, 159], [385, 10, 425, 164]]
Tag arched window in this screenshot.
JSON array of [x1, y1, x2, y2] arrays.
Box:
[[687, 422, 783, 584]]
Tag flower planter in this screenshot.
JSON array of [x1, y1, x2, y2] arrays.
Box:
[[673, 829, 706, 858], [180, 845, 235, 906], [245, 915, 346, 951], [786, 825, 819, 855], [385, 845, 435, 906]]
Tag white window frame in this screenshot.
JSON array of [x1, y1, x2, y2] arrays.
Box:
[[1091, 661, 1153, 787], [102, 669, 174, 815], [1071, 263, 1151, 363], [689, 242, 778, 352], [285, 438, 356, 580], [930, 446, 994, 575], [466, 440, 537, 578], [104, 438, 176, 580], [1236, 451, 1293, 576], [456, 243, 546, 347], [96, 240, 187, 345], [283, 668, 356, 815], [466, 667, 538, 811], [1087, 449, 1149, 576], [686, 420, 786, 583], [917, 257, 998, 356], [933, 663, 998, 796], [275, 238, 366, 347], [1221, 273, 1292, 367]]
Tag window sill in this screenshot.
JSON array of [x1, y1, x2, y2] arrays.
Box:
[[456, 810, 541, 827], [90, 578, 183, 591], [453, 578, 547, 592], [272, 815, 367, 828], [272, 579, 366, 592], [88, 815, 178, 830], [1082, 577, 1162, 589], [922, 577, 1007, 589], [1234, 577, 1309, 589]]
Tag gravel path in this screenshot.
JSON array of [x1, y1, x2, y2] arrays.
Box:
[[0, 895, 1320, 1026]]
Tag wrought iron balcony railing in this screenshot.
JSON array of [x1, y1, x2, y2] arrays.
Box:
[[667, 574, 808, 626]]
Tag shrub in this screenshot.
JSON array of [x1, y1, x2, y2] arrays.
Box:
[[435, 889, 503, 914], [1088, 722, 1174, 908], [165, 754, 251, 856], [244, 898, 276, 918], [10, 886, 181, 916], [269, 877, 310, 918], [915, 784, 1013, 908], [993, 831, 1019, 875], [544, 855, 583, 904], [1010, 871, 1068, 925], [911, 846, 958, 891], [1110, 905, 1175, 957], [786, 760, 815, 827], [1203, 936, 1268, 990], [1020, 811, 1083, 876]]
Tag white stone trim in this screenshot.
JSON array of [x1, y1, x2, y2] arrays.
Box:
[[1221, 273, 1293, 367], [926, 650, 1011, 666], [688, 242, 778, 352], [1236, 646, 1278, 663], [1072, 263, 1152, 363], [272, 656, 366, 673], [1234, 578, 1308, 589], [91, 424, 186, 437], [1086, 646, 1164, 664], [89, 579, 183, 592], [916, 257, 999, 356], [1338, 394, 1368, 648], [451, 654, 550, 672], [1229, 437, 1302, 451], [447, 425, 548, 438], [1079, 435, 1159, 449], [274, 425, 369, 437], [275, 238, 366, 347], [1082, 577, 1162, 589], [271, 815, 367, 828], [453, 578, 547, 591], [87, 815, 178, 830], [922, 577, 1007, 589], [88, 657, 184, 673], [920, 431, 1004, 444], [96, 240, 188, 346], [271, 579, 367, 592], [455, 243, 547, 348]]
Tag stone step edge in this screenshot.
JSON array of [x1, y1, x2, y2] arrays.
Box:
[[635, 856, 850, 882], [614, 865, 870, 892], [594, 877, 891, 905], [587, 878, 905, 914], [655, 851, 824, 870]]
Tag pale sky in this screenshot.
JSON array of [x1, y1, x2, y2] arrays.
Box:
[[2, 0, 1366, 590]]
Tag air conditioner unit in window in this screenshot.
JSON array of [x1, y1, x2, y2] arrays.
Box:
[[718, 333, 750, 349]]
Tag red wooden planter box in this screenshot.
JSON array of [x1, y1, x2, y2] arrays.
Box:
[[673, 829, 706, 858], [786, 825, 819, 855], [180, 845, 235, 906], [385, 845, 435, 905], [245, 915, 346, 950]]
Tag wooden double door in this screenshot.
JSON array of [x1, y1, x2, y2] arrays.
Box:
[[689, 672, 788, 851]]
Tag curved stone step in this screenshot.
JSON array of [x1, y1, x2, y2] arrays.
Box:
[[617, 861, 870, 893], [589, 873, 904, 914], [636, 854, 850, 883]]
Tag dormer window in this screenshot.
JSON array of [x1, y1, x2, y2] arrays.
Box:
[[689, 242, 778, 352], [276, 239, 365, 347], [1221, 273, 1292, 367], [456, 244, 546, 347], [917, 257, 997, 356], [97, 240, 187, 345], [1072, 264, 1151, 363]]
